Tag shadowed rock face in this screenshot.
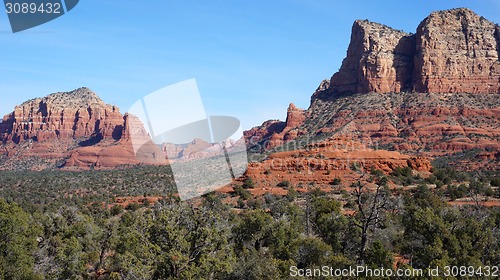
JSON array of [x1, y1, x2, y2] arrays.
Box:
[[327, 20, 415, 95], [315, 8, 500, 99]]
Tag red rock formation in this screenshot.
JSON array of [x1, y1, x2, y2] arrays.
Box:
[[247, 92, 500, 170], [244, 120, 285, 149], [313, 8, 500, 98], [0, 88, 123, 143], [311, 92, 500, 169], [0, 88, 168, 170], [264, 103, 307, 148], [249, 8, 500, 171], [161, 143, 184, 159], [407, 157, 432, 171], [285, 103, 306, 128], [413, 8, 500, 94], [64, 145, 137, 169], [246, 138, 431, 188], [327, 20, 415, 95], [64, 140, 166, 169], [244, 103, 307, 150]]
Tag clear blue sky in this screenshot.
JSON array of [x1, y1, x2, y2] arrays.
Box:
[[0, 0, 499, 129]]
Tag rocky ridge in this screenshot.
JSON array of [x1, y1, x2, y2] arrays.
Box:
[[0, 88, 245, 170]]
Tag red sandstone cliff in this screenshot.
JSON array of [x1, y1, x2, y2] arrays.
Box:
[[0, 88, 243, 170], [0, 88, 164, 170], [413, 8, 500, 94], [0, 88, 124, 143], [326, 20, 415, 95], [313, 8, 500, 98]]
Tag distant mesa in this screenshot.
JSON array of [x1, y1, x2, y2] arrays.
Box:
[[0, 87, 122, 143]]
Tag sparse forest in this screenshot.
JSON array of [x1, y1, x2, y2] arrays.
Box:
[[0, 164, 499, 279]]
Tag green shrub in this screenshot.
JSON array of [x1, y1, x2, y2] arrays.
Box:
[[277, 180, 291, 188], [126, 202, 141, 211], [393, 166, 412, 177], [234, 185, 251, 200], [331, 177, 342, 186], [370, 167, 384, 177], [490, 177, 500, 187], [110, 204, 124, 215], [243, 177, 255, 189]]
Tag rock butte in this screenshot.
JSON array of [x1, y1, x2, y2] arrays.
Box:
[[244, 103, 307, 150], [1, 88, 170, 169], [313, 8, 500, 97]]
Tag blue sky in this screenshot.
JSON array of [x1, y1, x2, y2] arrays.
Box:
[[0, 0, 499, 129]]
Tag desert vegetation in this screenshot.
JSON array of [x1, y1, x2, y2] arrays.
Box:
[[0, 164, 498, 279]]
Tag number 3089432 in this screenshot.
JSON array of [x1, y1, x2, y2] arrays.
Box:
[[5, 2, 62, 14]]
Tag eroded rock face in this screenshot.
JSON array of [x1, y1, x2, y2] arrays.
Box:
[[0, 88, 124, 143], [315, 92, 500, 170], [63, 140, 166, 169], [1, 88, 252, 170], [316, 8, 500, 98], [247, 90, 500, 170], [286, 103, 306, 128], [413, 8, 500, 94], [328, 20, 415, 95]]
